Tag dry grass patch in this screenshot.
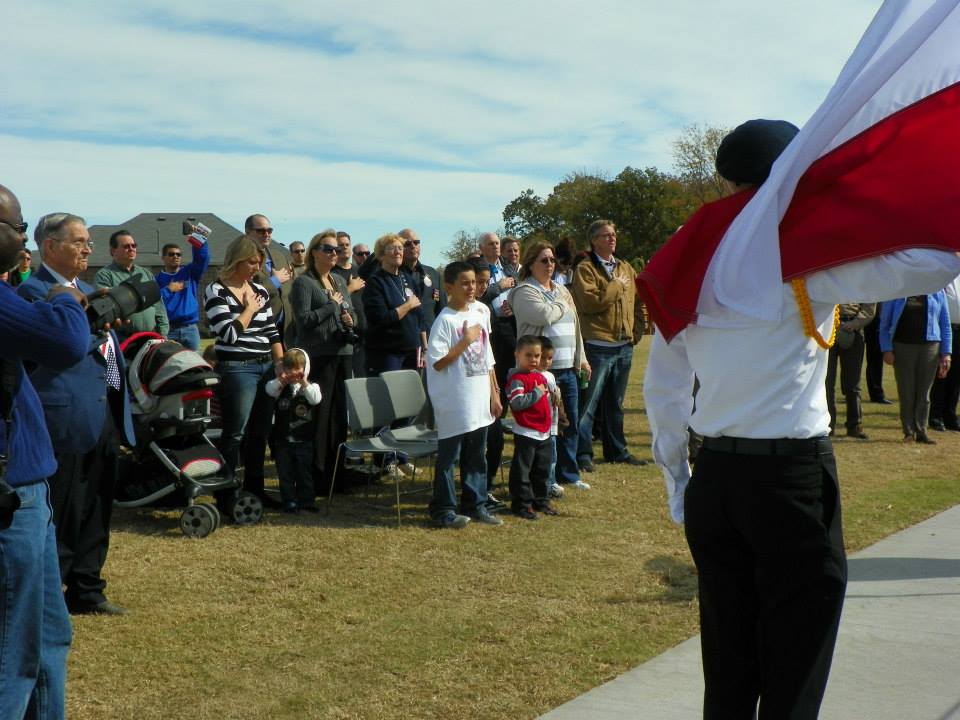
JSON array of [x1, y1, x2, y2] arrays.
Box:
[[67, 343, 959, 719]]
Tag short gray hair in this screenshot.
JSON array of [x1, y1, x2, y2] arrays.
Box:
[[35, 212, 86, 255]]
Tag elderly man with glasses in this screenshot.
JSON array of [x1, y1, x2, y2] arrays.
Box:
[[155, 228, 211, 351], [19, 212, 137, 618]]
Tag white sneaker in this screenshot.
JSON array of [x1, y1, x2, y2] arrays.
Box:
[[548, 484, 565, 498], [571, 480, 591, 490]]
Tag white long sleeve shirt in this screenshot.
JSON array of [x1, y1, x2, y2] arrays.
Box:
[[644, 249, 960, 524]]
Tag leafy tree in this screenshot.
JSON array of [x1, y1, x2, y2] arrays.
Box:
[[442, 230, 482, 262], [502, 189, 554, 238], [601, 167, 693, 260], [671, 123, 730, 204]]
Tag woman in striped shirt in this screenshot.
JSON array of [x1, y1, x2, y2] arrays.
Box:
[[511, 240, 591, 491], [204, 236, 283, 499]]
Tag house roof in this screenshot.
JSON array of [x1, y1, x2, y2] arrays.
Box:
[[87, 213, 244, 267]]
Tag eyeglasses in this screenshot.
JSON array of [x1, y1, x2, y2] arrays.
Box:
[[538, 257, 557, 265], [403, 239, 421, 248], [355, 251, 370, 258], [120, 243, 137, 250], [291, 248, 306, 254], [254, 227, 274, 235], [318, 245, 339, 254], [166, 252, 182, 257], [0, 218, 28, 235], [595, 232, 616, 239]]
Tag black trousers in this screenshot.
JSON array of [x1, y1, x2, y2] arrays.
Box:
[[929, 324, 960, 426], [49, 413, 119, 608], [307, 353, 351, 495], [825, 331, 865, 431], [685, 446, 847, 720], [508, 434, 551, 510], [487, 320, 516, 483], [863, 310, 886, 401]]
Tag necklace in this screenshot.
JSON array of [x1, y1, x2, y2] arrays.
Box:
[[791, 277, 840, 350]]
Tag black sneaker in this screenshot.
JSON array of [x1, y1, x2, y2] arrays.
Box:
[[486, 494, 508, 513], [512, 505, 538, 520]]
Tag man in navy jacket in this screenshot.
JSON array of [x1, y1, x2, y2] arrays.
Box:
[[19, 212, 136, 617], [0, 184, 89, 717]]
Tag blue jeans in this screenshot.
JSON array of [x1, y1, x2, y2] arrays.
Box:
[[553, 368, 581, 484], [217, 358, 275, 482], [546, 436, 558, 490], [429, 426, 488, 520], [0, 482, 71, 720], [577, 343, 633, 463], [167, 324, 201, 351]]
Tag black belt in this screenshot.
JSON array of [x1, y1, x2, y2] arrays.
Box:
[[701, 435, 832, 456], [220, 353, 272, 365]]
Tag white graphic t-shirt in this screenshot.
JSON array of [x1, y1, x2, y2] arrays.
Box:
[[426, 304, 495, 440]]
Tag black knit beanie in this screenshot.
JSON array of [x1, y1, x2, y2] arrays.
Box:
[[715, 119, 800, 185]]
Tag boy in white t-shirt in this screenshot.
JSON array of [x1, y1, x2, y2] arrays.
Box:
[[426, 261, 503, 528]]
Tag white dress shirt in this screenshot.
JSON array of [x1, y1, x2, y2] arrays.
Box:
[[644, 249, 960, 524]]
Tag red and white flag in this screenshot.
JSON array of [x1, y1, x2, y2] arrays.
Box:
[[638, 0, 960, 341]]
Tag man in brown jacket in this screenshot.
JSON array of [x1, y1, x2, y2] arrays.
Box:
[[826, 302, 876, 438], [571, 220, 647, 471]]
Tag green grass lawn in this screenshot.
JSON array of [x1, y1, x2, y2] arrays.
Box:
[[67, 342, 960, 719]]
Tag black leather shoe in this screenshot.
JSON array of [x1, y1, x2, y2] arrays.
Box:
[[846, 427, 869, 439], [944, 422, 960, 432], [916, 432, 937, 445], [611, 454, 648, 467], [70, 600, 129, 616], [930, 419, 946, 432], [873, 398, 894, 405], [578, 457, 595, 472]]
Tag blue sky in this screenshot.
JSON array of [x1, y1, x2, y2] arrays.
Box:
[[4, 0, 879, 266]]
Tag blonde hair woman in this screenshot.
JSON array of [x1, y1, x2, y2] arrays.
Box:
[[204, 235, 283, 502], [361, 233, 424, 375]]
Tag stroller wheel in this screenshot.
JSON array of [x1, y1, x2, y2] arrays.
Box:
[[196, 502, 221, 531], [227, 491, 263, 526], [180, 504, 218, 538]]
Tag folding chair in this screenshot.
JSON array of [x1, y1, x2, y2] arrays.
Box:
[[328, 375, 436, 526], [379, 370, 438, 446]]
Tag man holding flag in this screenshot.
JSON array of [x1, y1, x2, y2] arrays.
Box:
[[640, 1, 960, 717]]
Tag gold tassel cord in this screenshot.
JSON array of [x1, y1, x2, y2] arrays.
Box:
[[791, 277, 840, 350]]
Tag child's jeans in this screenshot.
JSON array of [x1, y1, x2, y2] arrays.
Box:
[[546, 435, 559, 492], [429, 426, 488, 521], [274, 440, 316, 507]]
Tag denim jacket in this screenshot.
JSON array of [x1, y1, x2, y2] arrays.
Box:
[[878, 290, 952, 354]]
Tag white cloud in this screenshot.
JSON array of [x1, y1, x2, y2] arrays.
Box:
[[3, 0, 882, 261]]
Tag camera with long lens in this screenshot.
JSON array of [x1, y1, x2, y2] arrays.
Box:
[[334, 301, 360, 345], [86, 278, 162, 333]]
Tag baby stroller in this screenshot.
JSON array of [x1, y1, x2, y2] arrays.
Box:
[[114, 332, 263, 537]]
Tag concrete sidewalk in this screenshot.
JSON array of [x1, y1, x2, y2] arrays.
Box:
[[541, 504, 960, 719]]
